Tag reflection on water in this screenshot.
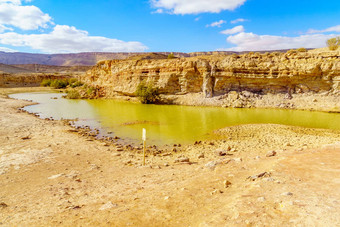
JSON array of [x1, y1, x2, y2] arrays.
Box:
[[9, 92, 340, 145]]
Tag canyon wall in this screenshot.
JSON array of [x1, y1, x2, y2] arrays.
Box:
[[82, 51, 340, 98]]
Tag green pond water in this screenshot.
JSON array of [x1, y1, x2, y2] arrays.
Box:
[[9, 92, 340, 145]]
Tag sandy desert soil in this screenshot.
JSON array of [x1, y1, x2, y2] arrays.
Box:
[[1, 87, 340, 226]]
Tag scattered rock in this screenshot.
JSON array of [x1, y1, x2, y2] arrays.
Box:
[[232, 158, 242, 162], [194, 141, 202, 145], [21, 136, 31, 140], [0, 202, 8, 208], [116, 148, 124, 152], [223, 180, 232, 188], [113, 153, 121, 157], [198, 153, 205, 159], [257, 197, 266, 202], [164, 163, 169, 167], [164, 196, 170, 200], [174, 157, 190, 163], [211, 189, 223, 195], [48, 173, 64, 180], [266, 150, 277, 157], [215, 150, 227, 156], [99, 202, 118, 210], [247, 172, 271, 181], [205, 161, 220, 170], [281, 192, 293, 196]]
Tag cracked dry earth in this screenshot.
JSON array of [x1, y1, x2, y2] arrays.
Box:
[[1, 91, 340, 226]]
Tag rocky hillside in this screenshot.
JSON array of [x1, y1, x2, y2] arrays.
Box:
[[82, 51, 340, 98], [0, 63, 33, 74]]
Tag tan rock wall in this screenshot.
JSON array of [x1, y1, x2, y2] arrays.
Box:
[[82, 51, 340, 97]]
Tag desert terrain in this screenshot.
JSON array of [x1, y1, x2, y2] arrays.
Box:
[[1, 87, 340, 226]]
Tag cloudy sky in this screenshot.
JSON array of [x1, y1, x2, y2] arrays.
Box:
[[0, 0, 339, 53]]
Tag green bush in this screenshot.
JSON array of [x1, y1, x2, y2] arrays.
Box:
[[50, 79, 68, 89], [86, 86, 95, 96], [40, 79, 52, 87], [135, 82, 159, 104], [167, 53, 175, 59], [65, 90, 81, 99], [327, 37, 340, 51], [297, 48, 307, 52], [70, 80, 83, 88]]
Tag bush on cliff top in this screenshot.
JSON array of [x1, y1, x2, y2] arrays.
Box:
[[327, 37, 340, 51], [135, 82, 160, 104]]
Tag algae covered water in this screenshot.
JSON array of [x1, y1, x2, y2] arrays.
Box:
[[9, 92, 340, 145]]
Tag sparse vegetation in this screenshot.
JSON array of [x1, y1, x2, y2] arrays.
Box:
[[167, 52, 175, 59], [40, 79, 52, 87], [327, 37, 340, 50], [297, 48, 307, 52], [50, 79, 68, 89], [135, 82, 160, 104], [40, 78, 83, 89], [65, 90, 81, 99]]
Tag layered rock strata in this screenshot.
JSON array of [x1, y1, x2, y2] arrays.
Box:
[[82, 51, 340, 99]]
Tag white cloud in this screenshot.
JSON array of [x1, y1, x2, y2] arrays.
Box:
[[0, 25, 13, 33], [220, 25, 244, 35], [0, 0, 21, 4], [0, 25, 148, 53], [307, 25, 340, 34], [221, 32, 338, 51], [0, 0, 52, 30], [206, 20, 226, 28], [0, 46, 17, 52], [150, 0, 247, 15], [230, 18, 248, 24]]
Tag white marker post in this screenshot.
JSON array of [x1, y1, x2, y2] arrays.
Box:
[[142, 128, 146, 166]]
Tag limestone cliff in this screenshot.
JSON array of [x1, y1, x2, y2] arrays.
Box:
[[82, 51, 340, 98]]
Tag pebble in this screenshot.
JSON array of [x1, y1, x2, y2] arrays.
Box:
[[48, 173, 64, 179], [223, 180, 232, 188], [232, 158, 242, 162], [99, 202, 118, 210], [247, 172, 271, 181], [281, 192, 293, 196], [0, 202, 8, 208], [205, 161, 219, 170], [210, 189, 223, 195], [174, 157, 190, 163], [215, 150, 227, 156], [266, 150, 277, 157], [198, 153, 205, 159], [257, 197, 266, 202]]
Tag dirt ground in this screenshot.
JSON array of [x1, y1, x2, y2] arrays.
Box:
[[1, 87, 340, 226]]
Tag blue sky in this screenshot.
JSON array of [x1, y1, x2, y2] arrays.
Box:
[[0, 0, 339, 53]]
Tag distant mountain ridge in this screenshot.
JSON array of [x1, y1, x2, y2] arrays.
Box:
[[0, 50, 295, 66], [0, 51, 240, 66]]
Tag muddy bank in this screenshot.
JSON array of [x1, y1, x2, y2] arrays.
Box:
[[1, 87, 340, 226]]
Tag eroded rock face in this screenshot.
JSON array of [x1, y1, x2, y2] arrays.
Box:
[[81, 51, 340, 97]]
